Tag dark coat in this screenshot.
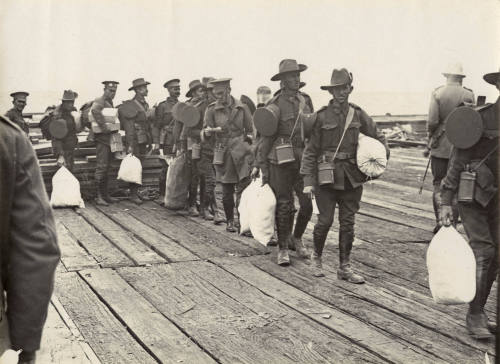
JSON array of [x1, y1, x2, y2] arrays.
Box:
[[5, 108, 29, 135], [203, 96, 254, 183], [0, 116, 60, 351], [441, 97, 499, 206], [118, 96, 151, 153]]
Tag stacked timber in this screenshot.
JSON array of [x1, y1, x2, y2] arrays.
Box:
[[36, 134, 162, 198]]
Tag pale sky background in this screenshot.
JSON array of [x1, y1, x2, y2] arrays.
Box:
[[0, 0, 499, 115]]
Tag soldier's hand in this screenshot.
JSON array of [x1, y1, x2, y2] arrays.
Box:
[[127, 146, 133, 155], [251, 167, 260, 180], [440, 205, 453, 227], [303, 185, 315, 196], [56, 155, 66, 167], [152, 143, 159, 150], [423, 148, 430, 158], [261, 174, 269, 186]]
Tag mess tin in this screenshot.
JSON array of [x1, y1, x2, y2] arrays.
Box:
[[318, 155, 335, 185], [253, 103, 279, 137], [275, 139, 295, 165], [458, 168, 476, 203], [213, 143, 226, 165]]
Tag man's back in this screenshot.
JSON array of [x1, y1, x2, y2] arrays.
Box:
[[0, 116, 60, 361]]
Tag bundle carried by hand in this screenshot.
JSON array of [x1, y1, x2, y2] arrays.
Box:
[[117, 154, 142, 185], [426, 226, 476, 304], [50, 166, 85, 208]]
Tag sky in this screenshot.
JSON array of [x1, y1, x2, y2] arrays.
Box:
[[0, 0, 499, 115]]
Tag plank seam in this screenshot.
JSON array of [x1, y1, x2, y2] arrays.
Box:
[[112, 269, 224, 364]]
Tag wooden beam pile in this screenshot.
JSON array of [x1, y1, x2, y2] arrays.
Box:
[[37, 137, 163, 199]]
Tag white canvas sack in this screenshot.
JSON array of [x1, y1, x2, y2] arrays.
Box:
[[357, 133, 387, 178], [247, 177, 276, 246], [426, 226, 476, 304], [117, 154, 142, 185], [238, 180, 260, 234], [50, 166, 85, 208]]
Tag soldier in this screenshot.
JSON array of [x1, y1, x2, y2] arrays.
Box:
[[440, 67, 499, 340], [152, 79, 181, 203], [91, 81, 120, 206], [256, 59, 313, 265], [427, 63, 474, 233], [118, 78, 152, 205], [184, 80, 207, 217], [199, 78, 225, 224], [5, 91, 30, 135], [0, 115, 60, 364], [301, 68, 389, 281], [202, 78, 254, 232], [48, 90, 79, 172]]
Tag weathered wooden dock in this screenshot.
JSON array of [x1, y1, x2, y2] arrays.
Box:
[[37, 147, 496, 363]]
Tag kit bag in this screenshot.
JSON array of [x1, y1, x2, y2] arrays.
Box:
[[356, 133, 388, 178], [426, 226, 476, 304], [50, 166, 85, 208], [117, 154, 142, 185], [164, 152, 190, 210]]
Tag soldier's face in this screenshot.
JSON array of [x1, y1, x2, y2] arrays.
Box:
[[136, 85, 148, 97], [168, 86, 181, 98], [194, 87, 206, 99], [62, 100, 74, 111], [104, 86, 117, 100], [13, 99, 26, 112], [330, 84, 353, 103], [282, 72, 300, 91], [213, 87, 230, 103]]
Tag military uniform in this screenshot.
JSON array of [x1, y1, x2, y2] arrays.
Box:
[[91, 83, 120, 205], [441, 96, 498, 339], [49, 105, 78, 172], [152, 96, 178, 198], [257, 90, 313, 255], [0, 115, 60, 360], [427, 76, 474, 230], [5, 108, 29, 135], [118, 79, 152, 204], [301, 99, 388, 277], [185, 95, 209, 215], [203, 94, 253, 230]]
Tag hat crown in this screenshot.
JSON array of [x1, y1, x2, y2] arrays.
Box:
[[10, 91, 29, 100], [443, 62, 465, 76], [202, 77, 215, 87], [62, 90, 77, 100], [188, 80, 202, 90], [278, 59, 301, 74], [330, 68, 352, 86], [132, 78, 147, 87]]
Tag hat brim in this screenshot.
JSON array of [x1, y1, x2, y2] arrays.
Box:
[[271, 64, 308, 81], [442, 73, 466, 78], [186, 85, 205, 98], [128, 81, 151, 91], [483, 72, 500, 85], [320, 83, 350, 90]]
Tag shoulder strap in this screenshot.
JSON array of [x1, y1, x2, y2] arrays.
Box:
[[331, 106, 355, 160], [133, 99, 147, 113], [289, 96, 307, 141], [472, 144, 498, 171]]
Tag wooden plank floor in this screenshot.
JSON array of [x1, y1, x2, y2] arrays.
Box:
[[43, 148, 496, 364]]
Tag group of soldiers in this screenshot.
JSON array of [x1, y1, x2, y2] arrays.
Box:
[[3, 59, 499, 343]]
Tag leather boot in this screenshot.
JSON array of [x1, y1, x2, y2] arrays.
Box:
[[338, 231, 365, 284], [311, 251, 325, 277], [103, 177, 119, 203], [466, 310, 493, 339], [200, 207, 214, 220], [129, 184, 143, 205], [276, 216, 290, 266], [290, 236, 310, 259], [226, 220, 237, 233], [188, 205, 199, 217], [95, 180, 109, 206], [212, 201, 225, 225], [267, 233, 278, 247], [223, 199, 234, 228]]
